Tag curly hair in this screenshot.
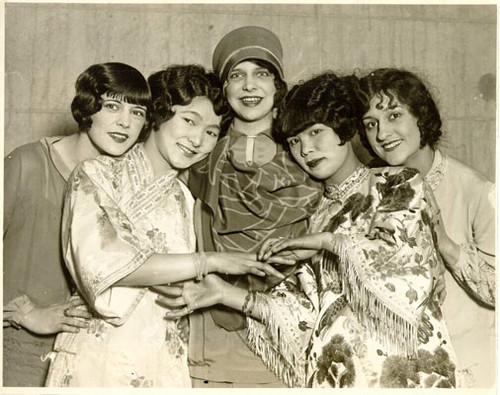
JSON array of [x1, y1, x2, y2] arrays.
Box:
[[71, 62, 151, 138], [358, 68, 442, 156], [273, 72, 364, 148], [148, 64, 230, 139], [221, 59, 288, 133]]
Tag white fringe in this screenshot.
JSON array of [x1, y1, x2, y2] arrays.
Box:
[[332, 237, 419, 357], [246, 295, 306, 388]]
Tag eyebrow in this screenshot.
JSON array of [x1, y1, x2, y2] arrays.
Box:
[[179, 110, 202, 119], [231, 66, 269, 72], [102, 97, 146, 109]]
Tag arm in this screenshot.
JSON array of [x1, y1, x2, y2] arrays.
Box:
[[63, 164, 283, 321], [437, 182, 495, 307], [156, 265, 317, 387], [3, 150, 91, 333], [116, 251, 284, 287]]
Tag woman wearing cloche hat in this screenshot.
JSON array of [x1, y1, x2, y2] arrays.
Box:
[[182, 25, 322, 387]]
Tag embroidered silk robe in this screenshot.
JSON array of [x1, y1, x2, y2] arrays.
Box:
[[246, 166, 458, 388], [45, 144, 194, 387]]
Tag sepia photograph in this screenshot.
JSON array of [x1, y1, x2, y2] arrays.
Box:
[[2, 1, 497, 393]]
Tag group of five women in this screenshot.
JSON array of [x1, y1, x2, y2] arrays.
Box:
[[3, 25, 495, 388]]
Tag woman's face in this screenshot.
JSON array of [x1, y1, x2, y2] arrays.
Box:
[[154, 96, 221, 171], [362, 92, 422, 166], [88, 93, 146, 156], [224, 61, 276, 124], [287, 123, 350, 181]]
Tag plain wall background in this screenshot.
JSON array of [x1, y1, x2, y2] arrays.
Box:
[[4, 3, 497, 181]]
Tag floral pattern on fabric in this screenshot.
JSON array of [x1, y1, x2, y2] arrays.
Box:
[[44, 144, 193, 387], [247, 166, 457, 388]]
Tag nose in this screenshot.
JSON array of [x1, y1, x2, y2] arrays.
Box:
[[300, 137, 314, 157], [187, 128, 203, 147], [242, 74, 257, 91], [376, 119, 391, 142], [117, 108, 131, 128]]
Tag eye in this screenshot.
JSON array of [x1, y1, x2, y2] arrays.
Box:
[[389, 112, 401, 120], [287, 137, 300, 147], [104, 102, 119, 111], [310, 128, 321, 136], [132, 109, 146, 118], [206, 129, 219, 138], [183, 117, 195, 126], [228, 71, 244, 81], [363, 120, 377, 131], [257, 70, 272, 78]]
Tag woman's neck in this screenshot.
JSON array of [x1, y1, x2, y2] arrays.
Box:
[[403, 145, 435, 177], [143, 133, 173, 177], [232, 113, 273, 136], [55, 132, 101, 172], [324, 145, 363, 187]]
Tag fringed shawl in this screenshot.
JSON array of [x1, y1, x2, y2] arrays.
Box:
[[246, 166, 452, 387]]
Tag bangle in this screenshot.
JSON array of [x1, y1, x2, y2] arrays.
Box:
[[242, 291, 257, 316], [192, 252, 208, 281]]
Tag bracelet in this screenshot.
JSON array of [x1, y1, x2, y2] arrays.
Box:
[[242, 291, 257, 316], [192, 252, 208, 281]]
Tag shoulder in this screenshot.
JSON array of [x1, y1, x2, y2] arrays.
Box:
[[70, 149, 128, 186], [443, 152, 492, 187], [4, 140, 51, 182], [5, 140, 48, 166], [369, 166, 425, 209], [370, 165, 422, 184]]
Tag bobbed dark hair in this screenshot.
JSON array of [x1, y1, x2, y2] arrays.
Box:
[[273, 72, 364, 148], [221, 58, 288, 133], [148, 64, 230, 138], [358, 68, 442, 156], [71, 62, 151, 138]]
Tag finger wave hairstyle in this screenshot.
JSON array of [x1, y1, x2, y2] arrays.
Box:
[[273, 72, 365, 148], [71, 62, 151, 139], [148, 64, 230, 137], [358, 68, 442, 156]]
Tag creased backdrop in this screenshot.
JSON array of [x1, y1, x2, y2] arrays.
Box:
[[4, 3, 496, 181]]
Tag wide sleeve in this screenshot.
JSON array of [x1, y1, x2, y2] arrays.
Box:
[[62, 163, 154, 324], [452, 181, 495, 307], [246, 262, 318, 387], [3, 148, 34, 314], [3, 149, 24, 238]]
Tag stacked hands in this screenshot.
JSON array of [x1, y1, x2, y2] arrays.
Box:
[[26, 229, 446, 338], [154, 228, 448, 325], [154, 234, 329, 321]]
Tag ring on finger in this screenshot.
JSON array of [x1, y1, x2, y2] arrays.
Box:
[[63, 308, 71, 317]]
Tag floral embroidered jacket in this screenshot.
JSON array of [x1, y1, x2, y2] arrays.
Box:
[[45, 144, 193, 387], [246, 166, 458, 388]]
